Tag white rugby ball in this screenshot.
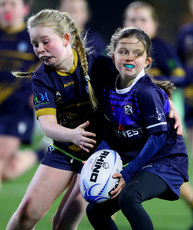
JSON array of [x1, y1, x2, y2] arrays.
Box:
[[79, 149, 123, 203]]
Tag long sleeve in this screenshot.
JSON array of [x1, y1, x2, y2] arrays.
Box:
[[121, 132, 167, 184]]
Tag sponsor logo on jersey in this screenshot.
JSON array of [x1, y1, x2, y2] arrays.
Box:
[[64, 81, 74, 88], [33, 92, 50, 106], [116, 127, 143, 138]]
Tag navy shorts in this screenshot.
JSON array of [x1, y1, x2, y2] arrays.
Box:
[[41, 145, 83, 173], [0, 90, 34, 144]]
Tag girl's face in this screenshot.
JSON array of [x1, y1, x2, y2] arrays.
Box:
[[60, 0, 89, 30], [124, 7, 157, 38], [30, 26, 70, 70], [0, 0, 29, 28], [113, 37, 151, 80]]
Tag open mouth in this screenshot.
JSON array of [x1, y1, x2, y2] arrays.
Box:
[[124, 64, 135, 69], [41, 56, 52, 62], [4, 13, 13, 21]]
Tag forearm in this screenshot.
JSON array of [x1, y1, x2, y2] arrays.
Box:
[[38, 115, 74, 143]]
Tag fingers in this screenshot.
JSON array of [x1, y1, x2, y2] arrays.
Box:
[[78, 120, 90, 129], [176, 126, 183, 136], [169, 110, 183, 136]]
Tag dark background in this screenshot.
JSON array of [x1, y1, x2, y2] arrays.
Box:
[[30, 0, 191, 47]]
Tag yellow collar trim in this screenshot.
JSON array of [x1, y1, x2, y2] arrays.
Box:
[[56, 48, 78, 76], [1, 23, 26, 34]]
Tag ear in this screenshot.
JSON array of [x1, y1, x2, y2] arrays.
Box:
[[63, 33, 71, 47], [145, 57, 151, 68], [112, 54, 115, 64]]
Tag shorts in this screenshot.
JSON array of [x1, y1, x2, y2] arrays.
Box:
[[41, 145, 83, 173], [141, 162, 185, 200], [0, 87, 34, 144]]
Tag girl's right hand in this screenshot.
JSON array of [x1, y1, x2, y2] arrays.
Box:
[[73, 121, 96, 152]]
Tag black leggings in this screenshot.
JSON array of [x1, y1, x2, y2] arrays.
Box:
[[86, 171, 169, 230]]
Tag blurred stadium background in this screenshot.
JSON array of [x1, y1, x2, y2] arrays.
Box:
[[1, 0, 193, 229], [31, 0, 190, 47]]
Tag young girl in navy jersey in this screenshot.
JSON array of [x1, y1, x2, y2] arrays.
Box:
[[6, 9, 184, 230], [86, 27, 189, 230], [6, 8, 117, 230]]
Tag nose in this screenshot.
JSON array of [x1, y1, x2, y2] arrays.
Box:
[[36, 44, 45, 55], [125, 53, 134, 60]]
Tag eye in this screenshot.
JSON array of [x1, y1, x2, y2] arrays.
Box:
[[134, 50, 144, 57], [119, 49, 127, 55], [32, 43, 39, 48], [43, 40, 49, 45]]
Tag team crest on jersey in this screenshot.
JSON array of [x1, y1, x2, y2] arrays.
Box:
[[56, 91, 62, 103], [124, 104, 133, 115]]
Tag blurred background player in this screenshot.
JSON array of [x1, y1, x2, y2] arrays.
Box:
[[123, 1, 193, 229], [176, 0, 193, 229], [123, 1, 186, 121], [0, 0, 44, 190], [58, 0, 106, 54]]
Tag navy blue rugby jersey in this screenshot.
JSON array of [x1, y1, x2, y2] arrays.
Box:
[[103, 70, 188, 180], [149, 37, 185, 87], [176, 23, 193, 110], [32, 50, 116, 160], [0, 23, 40, 112]]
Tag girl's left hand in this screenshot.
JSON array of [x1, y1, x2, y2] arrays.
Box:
[[110, 173, 126, 199]]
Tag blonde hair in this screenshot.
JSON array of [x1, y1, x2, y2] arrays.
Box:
[[14, 9, 97, 109]]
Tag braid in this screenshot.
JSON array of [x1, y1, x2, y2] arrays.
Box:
[[70, 20, 98, 110]]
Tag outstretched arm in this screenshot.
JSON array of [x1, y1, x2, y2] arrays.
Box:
[[38, 115, 96, 152]]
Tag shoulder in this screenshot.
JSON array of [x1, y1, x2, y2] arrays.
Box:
[[32, 64, 54, 82], [179, 22, 193, 34], [152, 37, 172, 50], [87, 52, 117, 77], [136, 75, 164, 98]]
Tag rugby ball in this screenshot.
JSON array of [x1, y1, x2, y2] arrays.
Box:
[[79, 149, 123, 203]]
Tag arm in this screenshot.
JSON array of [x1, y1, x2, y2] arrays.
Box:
[[38, 115, 96, 152], [168, 98, 183, 136], [110, 132, 167, 198]]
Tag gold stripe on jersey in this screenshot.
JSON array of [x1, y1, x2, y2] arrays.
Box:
[[56, 48, 78, 76], [36, 108, 56, 118], [0, 81, 20, 105], [148, 68, 162, 76], [68, 144, 81, 152], [171, 67, 185, 77], [0, 23, 26, 34], [0, 51, 37, 61]]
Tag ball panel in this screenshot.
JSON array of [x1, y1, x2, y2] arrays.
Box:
[[79, 149, 123, 203]]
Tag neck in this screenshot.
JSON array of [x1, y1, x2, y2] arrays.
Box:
[[119, 75, 136, 89]]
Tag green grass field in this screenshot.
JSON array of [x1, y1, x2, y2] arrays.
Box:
[[1, 117, 192, 230], [0, 162, 192, 230]]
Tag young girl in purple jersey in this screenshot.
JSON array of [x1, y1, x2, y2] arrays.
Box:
[[6, 8, 184, 230], [86, 27, 189, 230]]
